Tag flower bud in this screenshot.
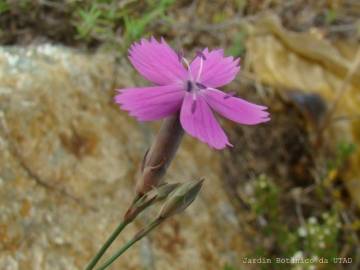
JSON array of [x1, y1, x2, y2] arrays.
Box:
[[124, 183, 180, 222], [158, 179, 204, 219]]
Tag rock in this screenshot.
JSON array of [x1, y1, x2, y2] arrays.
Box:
[[245, 14, 360, 207], [0, 45, 247, 269]]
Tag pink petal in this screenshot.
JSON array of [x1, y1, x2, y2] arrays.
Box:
[[115, 84, 185, 121], [180, 93, 232, 150], [204, 88, 270, 125], [129, 37, 188, 85], [190, 48, 240, 88]]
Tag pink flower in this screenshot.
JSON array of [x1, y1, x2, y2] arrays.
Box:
[[115, 37, 270, 149]]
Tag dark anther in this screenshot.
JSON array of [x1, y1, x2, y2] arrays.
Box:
[[191, 100, 197, 114], [195, 82, 207, 89], [186, 81, 193, 92], [224, 91, 236, 99], [176, 50, 184, 62], [196, 50, 206, 60]]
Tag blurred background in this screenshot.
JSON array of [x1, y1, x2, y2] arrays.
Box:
[[0, 0, 359, 269]]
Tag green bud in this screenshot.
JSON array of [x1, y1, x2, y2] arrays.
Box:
[[124, 183, 180, 222], [158, 179, 204, 219], [151, 182, 181, 201]]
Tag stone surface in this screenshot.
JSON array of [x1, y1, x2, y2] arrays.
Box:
[[0, 45, 247, 269]]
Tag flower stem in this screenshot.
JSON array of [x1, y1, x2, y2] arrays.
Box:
[[96, 219, 162, 270], [85, 220, 129, 270], [85, 113, 183, 269]]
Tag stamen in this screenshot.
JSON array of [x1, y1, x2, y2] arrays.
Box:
[[196, 50, 207, 60], [205, 87, 219, 93], [196, 57, 203, 81], [176, 50, 184, 62], [195, 51, 206, 81], [206, 87, 236, 98], [191, 100, 197, 114], [195, 82, 207, 89], [182, 57, 193, 80], [224, 91, 237, 99], [186, 81, 193, 92]]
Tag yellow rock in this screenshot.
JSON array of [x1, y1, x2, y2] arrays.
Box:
[[245, 14, 360, 207]]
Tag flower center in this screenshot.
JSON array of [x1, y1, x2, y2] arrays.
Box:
[[185, 80, 207, 93], [178, 52, 210, 114], [184, 80, 207, 114], [179, 51, 207, 94]]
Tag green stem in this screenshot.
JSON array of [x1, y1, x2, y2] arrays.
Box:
[[96, 219, 162, 270], [85, 220, 129, 270]]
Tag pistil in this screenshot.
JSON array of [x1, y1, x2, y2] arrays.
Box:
[[181, 57, 193, 81], [196, 51, 206, 82]]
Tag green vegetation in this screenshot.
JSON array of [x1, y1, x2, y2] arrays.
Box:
[[248, 176, 343, 269], [0, 0, 9, 14], [243, 140, 357, 270], [73, 0, 175, 50], [328, 141, 356, 170], [223, 264, 237, 270], [227, 31, 246, 57], [324, 9, 338, 25], [0, 0, 175, 51]]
